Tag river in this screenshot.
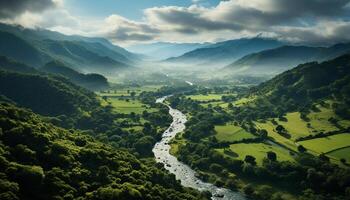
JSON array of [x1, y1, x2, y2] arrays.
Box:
[[153, 96, 247, 200]]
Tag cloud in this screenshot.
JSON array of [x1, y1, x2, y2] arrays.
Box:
[[103, 15, 159, 42], [0, 0, 58, 19], [2, 0, 350, 46]]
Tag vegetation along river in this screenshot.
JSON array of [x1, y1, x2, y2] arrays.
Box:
[[153, 96, 247, 200]]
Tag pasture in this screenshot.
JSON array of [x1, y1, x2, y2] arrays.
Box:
[[217, 143, 294, 166], [298, 133, 350, 154], [215, 124, 256, 142]]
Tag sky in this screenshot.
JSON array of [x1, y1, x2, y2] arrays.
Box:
[[1, 0, 350, 47]]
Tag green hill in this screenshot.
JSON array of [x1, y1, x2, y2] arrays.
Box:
[[0, 70, 99, 117], [41, 61, 109, 91], [0, 56, 38, 74], [238, 54, 350, 120]]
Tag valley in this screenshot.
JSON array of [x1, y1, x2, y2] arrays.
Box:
[[1, 3, 350, 199]]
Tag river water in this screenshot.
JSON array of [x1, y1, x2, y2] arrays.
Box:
[[153, 96, 247, 200]]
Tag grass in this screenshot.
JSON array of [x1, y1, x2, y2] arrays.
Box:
[[108, 98, 155, 114], [187, 94, 223, 101], [277, 112, 311, 139], [307, 106, 341, 133], [327, 147, 350, 161], [97, 85, 163, 97], [217, 143, 294, 166], [169, 133, 186, 156], [255, 122, 299, 152], [233, 96, 256, 106], [215, 124, 256, 142], [298, 133, 350, 154]]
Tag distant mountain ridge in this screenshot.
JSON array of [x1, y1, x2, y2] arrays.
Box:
[[165, 37, 285, 67], [0, 23, 137, 74], [128, 42, 211, 60], [224, 43, 350, 75]]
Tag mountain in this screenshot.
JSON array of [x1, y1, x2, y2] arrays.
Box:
[[224, 43, 350, 75], [0, 23, 137, 74], [41, 61, 109, 91], [165, 37, 285, 67], [127, 42, 211, 60]]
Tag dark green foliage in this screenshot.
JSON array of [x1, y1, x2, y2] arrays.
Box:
[[41, 60, 109, 91], [0, 70, 99, 116], [0, 56, 38, 74], [0, 103, 208, 200]]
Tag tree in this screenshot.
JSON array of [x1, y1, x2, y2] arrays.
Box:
[[298, 145, 307, 153], [267, 151, 277, 161], [244, 155, 256, 166]]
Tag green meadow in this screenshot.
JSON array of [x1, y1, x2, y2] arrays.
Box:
[[298, 133, 350, 154], [108, 98, 155, 114], [217, 143, 294, 166], [215, 124, 256, 142], [187, 94, 223, 101]]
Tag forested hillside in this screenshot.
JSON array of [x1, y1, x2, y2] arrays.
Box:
[[240, 54, 350, 120], [0, 102, 208, 200], [41, 61, 109, 91]]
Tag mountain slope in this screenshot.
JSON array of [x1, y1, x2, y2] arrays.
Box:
[[0, 56, 38, 74], [224, 43, 350, 75], [41, 61, 109, 91], [0, 31, 50, 67], [240, 54, 350, 120], [165, 37, 284, 67], [0, 23, 136, 73], [0, 70, 99, 116]]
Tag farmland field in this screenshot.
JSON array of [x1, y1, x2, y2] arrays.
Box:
[[108, 98, 155, 114], [215, 124, 256, 142], [217, 143, 294, 166], [327, 147, 350, 161], [187, 94, 223, 101], [298, 133, 350, 154]]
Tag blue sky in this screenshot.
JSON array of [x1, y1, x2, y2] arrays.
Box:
[[64, 0, 222, 20]]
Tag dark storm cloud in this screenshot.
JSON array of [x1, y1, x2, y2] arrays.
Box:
[[0, 0, 56, 19]]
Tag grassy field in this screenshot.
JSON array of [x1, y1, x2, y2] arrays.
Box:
[[298, 133, 350, 154], [187, 94, 223, 101], [108, 98, 155, 114], [255, 122, 299, 152], [308, 106, 342, 132], [233, 96, 256, 106], [217, 143, 294, 166], [327, 147, 350, 161], [215, 124, 256, 142], [277, 112, 311, 139], [97, 85, 162, 97]]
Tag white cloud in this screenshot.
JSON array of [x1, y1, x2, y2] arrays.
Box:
[[2, 0, 350, 46]]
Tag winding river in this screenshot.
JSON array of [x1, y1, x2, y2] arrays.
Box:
[[153, 96, 247, 200]]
